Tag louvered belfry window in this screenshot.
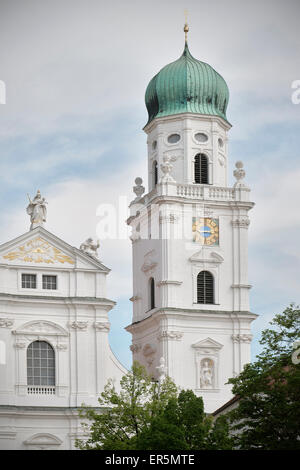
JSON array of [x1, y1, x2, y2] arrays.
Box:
[[150, 277, 155, 310], [197, 271, 214, 304], [195, 153, 208, 184]]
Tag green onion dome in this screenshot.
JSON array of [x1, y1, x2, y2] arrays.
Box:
[[145, 42, 229, 126]]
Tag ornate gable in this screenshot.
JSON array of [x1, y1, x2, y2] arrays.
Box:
[[2, 236, 74, 265], [24, 433, 63, 448]]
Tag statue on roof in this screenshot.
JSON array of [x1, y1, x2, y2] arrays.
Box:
[[79, 238, 100, 258], [26, 190, 48, 230]]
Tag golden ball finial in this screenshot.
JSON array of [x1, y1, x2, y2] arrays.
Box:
[[183, 9, 189, 43], [184, 22, 189, 43]]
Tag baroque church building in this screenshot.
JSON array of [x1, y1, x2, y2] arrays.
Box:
[[0, 25, 257, 449]]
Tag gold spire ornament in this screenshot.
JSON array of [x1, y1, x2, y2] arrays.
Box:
[[184, 9, 189, 43]]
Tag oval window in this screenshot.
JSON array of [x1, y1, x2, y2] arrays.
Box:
[[195, 133, 208, 143], [152, 140, 157, 150], [218, 138, 224, 148], [167, 133, 180, 144]]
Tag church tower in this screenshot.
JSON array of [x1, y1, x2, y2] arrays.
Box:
[[126, 25, 257, 413]]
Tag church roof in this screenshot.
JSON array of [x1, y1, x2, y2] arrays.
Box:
[[145, 42, 229, 126]]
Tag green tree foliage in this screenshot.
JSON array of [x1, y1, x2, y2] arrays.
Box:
[[228, 304, 300, 450], [136, 390, 233, 450], [76, 361, 233, 450]]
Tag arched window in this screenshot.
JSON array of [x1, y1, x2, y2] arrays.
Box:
[[153, 160, 158, 187], [27, 341, 55, 386], [149, 277, 155, 310], [194, 153, 208, 184], [197, 271, 214, 304]]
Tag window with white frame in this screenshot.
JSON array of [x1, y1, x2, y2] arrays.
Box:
[[22, 273, 37, 289], [42, 275, 57, 290], [27, 341, 55, 386]]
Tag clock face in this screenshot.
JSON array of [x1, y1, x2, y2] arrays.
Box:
[[192, 217, 219, 246]]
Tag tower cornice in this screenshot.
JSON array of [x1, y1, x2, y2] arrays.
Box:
[[143, 113, 232, 134]]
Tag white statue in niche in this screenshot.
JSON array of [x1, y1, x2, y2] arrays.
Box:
[[200, 358, 214, 389], [26, 190, 48, 230]]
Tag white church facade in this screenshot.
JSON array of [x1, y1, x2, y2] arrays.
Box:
[[0, 25, 257, 449], [0, 196, 127, 449]]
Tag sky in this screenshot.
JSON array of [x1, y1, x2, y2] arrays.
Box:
[[0, 0, 300, 369]]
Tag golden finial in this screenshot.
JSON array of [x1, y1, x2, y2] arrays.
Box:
[[184, 9, 189, 43]]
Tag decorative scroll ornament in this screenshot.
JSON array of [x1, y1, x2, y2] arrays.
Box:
[[26, 190, 47, 230], [69, 321, 88, 331], [232, 334, 253, 343], [157, 330, 183, 341], [79, 238, 100, 258], [93, 322, 110, 332], [0, 318, 14, 328], [232, 217, 250, 228], [3, 237, 74, 265]]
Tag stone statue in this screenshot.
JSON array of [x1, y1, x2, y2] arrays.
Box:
[[200, 359, 213, 389], [79, 238, 100, 258], [26, 190, 47, 230], [156, 356, 167, 384]]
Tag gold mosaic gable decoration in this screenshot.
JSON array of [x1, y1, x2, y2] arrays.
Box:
[[3, 237, 75, 265]]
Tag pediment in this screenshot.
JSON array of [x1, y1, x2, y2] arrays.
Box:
[[13, 320, 69, 337], [189, 249, 224, 264], [0, 226, 109, 272], [2, 236, 75, 266], [24, 433, 62, 447], [192, 337, 223, 350]]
